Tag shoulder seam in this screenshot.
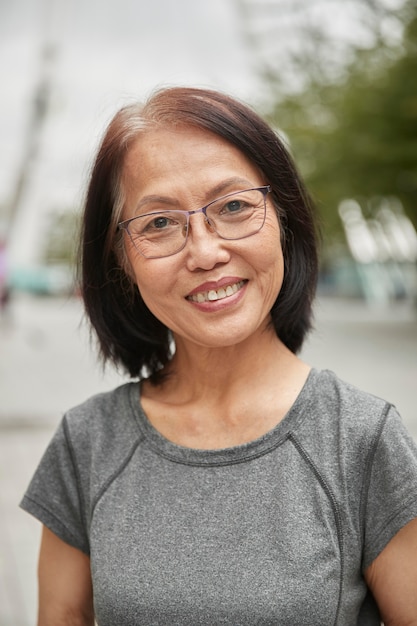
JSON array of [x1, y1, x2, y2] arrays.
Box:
[[289, 433, 343, 626], [359, 402, 392, 554], [63, 415, 89, 542], [90, 434, 145, 520]]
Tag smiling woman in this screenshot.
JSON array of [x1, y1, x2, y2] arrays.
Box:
[[20, 86, 417, 626], [117, 124, 283, 352]]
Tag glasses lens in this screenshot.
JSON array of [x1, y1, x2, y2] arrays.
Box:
[[127, 211, 188, 258], [123, 188, 268, 259], [206, 189, 266, 240]]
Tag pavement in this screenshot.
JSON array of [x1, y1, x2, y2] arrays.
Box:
[[0, 293, 416, 626]]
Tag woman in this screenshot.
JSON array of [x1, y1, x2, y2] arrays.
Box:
[[21, 87, 417, 625]]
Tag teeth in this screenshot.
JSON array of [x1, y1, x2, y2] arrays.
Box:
[[188, 281, 245, 303]]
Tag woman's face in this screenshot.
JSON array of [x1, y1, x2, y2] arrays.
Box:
[[121, 124, 284, 350]]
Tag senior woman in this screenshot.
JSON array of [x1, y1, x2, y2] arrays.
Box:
[[21, 86, 417, 625]]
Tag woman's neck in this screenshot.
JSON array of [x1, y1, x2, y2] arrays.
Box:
[[171, 323, 282, 386], [140, 326, 311, 449]]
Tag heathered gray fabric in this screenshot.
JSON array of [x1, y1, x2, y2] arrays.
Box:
[[21, 369, 417, 625]]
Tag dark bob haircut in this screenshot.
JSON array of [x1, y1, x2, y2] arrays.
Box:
[[80, 86, 319, 380]]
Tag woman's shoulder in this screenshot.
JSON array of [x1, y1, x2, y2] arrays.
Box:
[[58, 382, 145, 517], [20, 382, 144, 554], [64, 381, 139, 431], [61, 382, 143, 467], [294, 369, 417, 520], [306, 368, 391, 425], [296, 368, 397, 457]]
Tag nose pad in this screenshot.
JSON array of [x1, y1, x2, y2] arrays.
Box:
[[204, 216, 216, 233], [187, 215, 216, 237]]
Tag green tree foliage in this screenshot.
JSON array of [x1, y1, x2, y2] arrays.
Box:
[[263, 0, 417, 244]]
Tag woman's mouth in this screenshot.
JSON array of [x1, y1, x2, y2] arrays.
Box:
[[187, 280, 246, 303]]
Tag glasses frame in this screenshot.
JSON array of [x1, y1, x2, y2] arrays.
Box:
[[117, 185, 271, 259]]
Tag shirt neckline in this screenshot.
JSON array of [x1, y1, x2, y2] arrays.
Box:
[[127, 368, 319, 467]]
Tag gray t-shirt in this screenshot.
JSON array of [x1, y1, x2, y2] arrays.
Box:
[[21, 369, 417, 625]]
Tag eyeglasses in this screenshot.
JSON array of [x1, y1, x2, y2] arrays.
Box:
[[118, 185, 271, 259]]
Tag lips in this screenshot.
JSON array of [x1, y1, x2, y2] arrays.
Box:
[[186, 280, 246, 303]]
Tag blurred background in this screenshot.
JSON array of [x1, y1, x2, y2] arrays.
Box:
[[0, 0, 416, 624]]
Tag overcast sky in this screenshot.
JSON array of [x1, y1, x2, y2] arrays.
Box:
[[1, 0, 260, 200], [0, 0, 406, 265], [1, 0, 266, 262]]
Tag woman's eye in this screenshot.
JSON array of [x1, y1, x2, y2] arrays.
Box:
[[142, 214, 177, 232], [152, 216, 170, 229], [223, 200, 243, 213]]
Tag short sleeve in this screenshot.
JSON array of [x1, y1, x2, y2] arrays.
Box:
[[362, 405, 417, 570], [20, 416, 90, 555]]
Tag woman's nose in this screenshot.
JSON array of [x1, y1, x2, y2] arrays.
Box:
[[184, 214, 231, 271]]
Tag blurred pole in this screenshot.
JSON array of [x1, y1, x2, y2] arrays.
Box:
[[5, 0, 62, 280], [5, 43, 56, 239]]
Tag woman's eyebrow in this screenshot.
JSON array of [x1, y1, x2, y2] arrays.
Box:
[[207, 177, 255, 198], [134, 195, 179, 213], [134, 177, 256, 214]]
